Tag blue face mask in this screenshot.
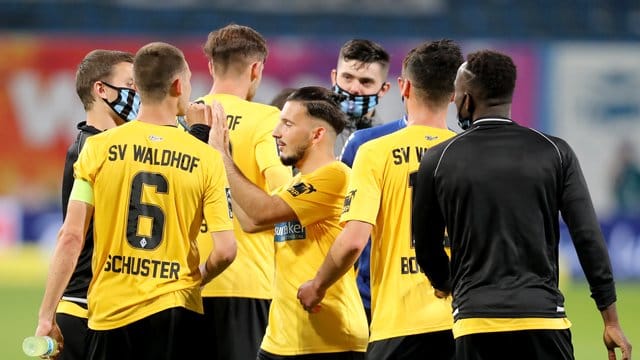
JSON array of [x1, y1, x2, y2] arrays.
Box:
[[102, 82, 141, 122], [332, 84, 380, 119]]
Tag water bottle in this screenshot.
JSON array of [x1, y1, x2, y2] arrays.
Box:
[[22, 336, 58, 357]]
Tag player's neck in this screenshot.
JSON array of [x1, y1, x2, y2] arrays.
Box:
[[473, 104, 511, 121], [135, 103, 180, 126], [209, 78, 251, 101], [85, 108, 121, 131], [295, 145, 336, 175], [406, 104, 448, 129]]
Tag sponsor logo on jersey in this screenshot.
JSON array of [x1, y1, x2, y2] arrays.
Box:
[[342, 189, 357, 214], [274, 220, 306, 242], [287, 182, 316, 197]]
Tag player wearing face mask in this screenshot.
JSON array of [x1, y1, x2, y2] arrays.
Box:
[[56, 50, 139, 360], [100, 81, 141, 122], [330, 39, 391, 157]]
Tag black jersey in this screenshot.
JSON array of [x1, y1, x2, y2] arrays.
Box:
[[60, 121, 101, 303], [412, 118, 616, 323]]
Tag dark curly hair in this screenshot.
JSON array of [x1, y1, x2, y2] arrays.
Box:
[[286, 86, 348, 134], [402, 39, 463, 107], [465, 50, 517, 102]]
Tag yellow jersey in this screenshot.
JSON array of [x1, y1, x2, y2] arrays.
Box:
[[341, 125, 456, 342], [261, 162, 368, 355], [74, 121, 233, 330], [195, 93, 290, 299]]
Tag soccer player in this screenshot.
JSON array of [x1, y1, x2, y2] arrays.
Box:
[[298, 40, 463, 359], [331, 39, 391, 155], [55, 49, 137, 360], [34, 42, 237, 360], [208, 86, 368, 359], [412, 50, 632, 360], [193, 24, 292, 360], [339, 116, 407, 324]]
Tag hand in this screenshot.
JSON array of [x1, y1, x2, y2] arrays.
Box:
[[35, 321, 64, 360], [297, 279, 325, 313], [199, 261, 211, 287], [185, 102, 211, 127], [434, 288, 450, 299], [207, 101, 230, 156], [604, 324, 632, 360]]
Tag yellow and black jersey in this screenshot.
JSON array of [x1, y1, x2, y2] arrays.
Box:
[[74, 121, 233, 330], [261, 162, 368, 355], [341, 125, 456, 342], [195, 93, 291, 300]]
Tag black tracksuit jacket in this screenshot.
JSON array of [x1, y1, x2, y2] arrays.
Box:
[[412, 117, 616, 321]]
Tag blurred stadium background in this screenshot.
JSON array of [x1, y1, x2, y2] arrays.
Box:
[[1, 0, 639, 359]]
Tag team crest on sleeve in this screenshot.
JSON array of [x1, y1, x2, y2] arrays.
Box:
[[286, 182, 316, 197], [225, 188, 233, 219], [342, 189, 357, 214]]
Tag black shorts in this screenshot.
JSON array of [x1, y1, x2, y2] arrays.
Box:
[[367, 330, 454, 360], [86, 307, 203, 360], [196, 297, 271, 360], [455, 329, 574, 360], [258, 349, 365, 360], [56, 312, 88, 360]]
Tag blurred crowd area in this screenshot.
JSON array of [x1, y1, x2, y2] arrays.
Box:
[[0, 1, 639, 279], [1, 0, 639, 38]]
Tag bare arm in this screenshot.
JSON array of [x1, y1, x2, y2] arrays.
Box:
[[230, 198, 272, 233], [200, 229, 237, 285], [600, 303, 632, 360], [207, 103, 297, 227], [297, 221, 372, 311], [35, 200, 93, 356]]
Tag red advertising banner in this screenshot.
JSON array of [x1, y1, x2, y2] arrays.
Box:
[[0, 35, 539, 202]]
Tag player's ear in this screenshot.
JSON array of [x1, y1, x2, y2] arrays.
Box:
[[378, 81, 391, 97], [94, 81, 108, 100], [398, 77, 410, 99], [330, 69, 337, 86], [311, 126, 326, 143], [170, 77, 182, 97], [250, 61, 263, 82]]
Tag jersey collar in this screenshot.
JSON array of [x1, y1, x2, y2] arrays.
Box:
[[472, 117, 514, 127]]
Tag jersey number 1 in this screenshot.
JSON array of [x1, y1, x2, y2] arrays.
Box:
[[408, 171, 418, 249]]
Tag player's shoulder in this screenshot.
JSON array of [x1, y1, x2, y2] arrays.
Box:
[[520, 125, 570, 149], [85, 121, 131, 144], [201, 93, 279, 115], [352, 118, 404, 143], [311, 161, 350, 181], [358, 126, 408, 152]]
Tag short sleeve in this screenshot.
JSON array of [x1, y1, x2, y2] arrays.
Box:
[[339, 144, 382, 225], [202, 150, 234, 232], [275, 165, 348, 227]]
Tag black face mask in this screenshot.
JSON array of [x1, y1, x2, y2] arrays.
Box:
[[456, 93, 474, 130]]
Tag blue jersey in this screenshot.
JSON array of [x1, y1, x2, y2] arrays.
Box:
[[339, 117, 407, 309]]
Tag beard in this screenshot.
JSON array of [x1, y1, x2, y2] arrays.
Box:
[[279, 142, 309, 167]]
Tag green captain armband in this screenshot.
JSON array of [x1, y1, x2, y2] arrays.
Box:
[[69, 179, 94, 205]]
